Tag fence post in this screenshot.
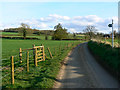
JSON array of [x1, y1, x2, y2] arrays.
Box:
[[19, 48, 22, 63], [43, 46, 45, 61], [35, 48, 38, 67], [33, 44, 35, 65], [27, 51, 29, 72], [47, 47, 53, 58], [11, 56, 14, 85]]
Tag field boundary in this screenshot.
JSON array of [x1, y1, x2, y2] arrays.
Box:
[[0, 36, 39, 40], [87, 41, 120, 82], [2, 41, 79, 88]]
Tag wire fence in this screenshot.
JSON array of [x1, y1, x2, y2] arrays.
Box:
[[1, 42, 77, 87]]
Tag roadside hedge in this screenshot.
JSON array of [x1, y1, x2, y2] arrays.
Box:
[[88, 41, 120, 81]]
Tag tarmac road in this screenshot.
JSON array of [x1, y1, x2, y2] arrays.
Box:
[[54, 42, 119, 88]]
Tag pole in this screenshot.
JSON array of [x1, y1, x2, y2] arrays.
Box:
[[19, 48, 22, 63], [27, 51, 29, 72], [47, 47, 53, 58], [112, 19, 114, 48], [35, 48, 37, 67], [43, 46, 45, 61], [11, 56, 14, 85]]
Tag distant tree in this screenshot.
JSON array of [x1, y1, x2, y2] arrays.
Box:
[[52, 36, 55, 40], [73, 33, 76, 39], [37, 31, 41, 35], [53, 23, 68, 40], [83, 25, 97, 40], [19, 23, 33, 39], [45, 31, 48, 40], [45, 35, 48, 40]]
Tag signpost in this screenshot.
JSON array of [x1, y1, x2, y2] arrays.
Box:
[[108, 19, 114, 48]]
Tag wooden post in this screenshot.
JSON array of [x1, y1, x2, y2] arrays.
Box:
[[27, 51, 29, 72], [35, 48, 37, 66], [45, 54, 48, 59], [43, 46, 45, 61], [47, 47, 53, 58], [11, 56, 14, 85], [19, 48, 22, 63], [33, 44, 35, 65]]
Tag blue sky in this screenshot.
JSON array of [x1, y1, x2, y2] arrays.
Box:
[[0, 2, 118, 33]]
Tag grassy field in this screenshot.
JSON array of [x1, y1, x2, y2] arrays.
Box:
[[103, 38, 119, 45], [1, 32, 52, 40], [92, 37, 120, 47], [1, 38, 85, 88], [1, 32, 85, 40], [88, 41, 120, 81], [0, 32, 19, 35]]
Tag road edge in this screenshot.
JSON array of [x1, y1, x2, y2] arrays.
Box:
[[53, 44, 80, 88]]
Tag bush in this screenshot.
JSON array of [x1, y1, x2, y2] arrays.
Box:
[[45, 35, 48, 40], [53, 23, 68, 40]]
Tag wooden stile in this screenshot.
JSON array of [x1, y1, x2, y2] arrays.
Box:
[[37, 53, 43, 56], [37, 56, 43, 59]]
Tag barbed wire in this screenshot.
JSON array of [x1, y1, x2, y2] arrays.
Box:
[[1, 64, 11, 70], [14, 63, 26, 72], [14, 60, 21, 65], [20, 64, 26, 68], [0, 73, 10, 79], [29, 54, 34, 58], [1, 58, 10, 61]]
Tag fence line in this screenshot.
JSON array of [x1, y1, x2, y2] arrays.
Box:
[[2, 42, 76, 86]]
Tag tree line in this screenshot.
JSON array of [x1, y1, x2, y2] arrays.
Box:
[[3, 23, 119, 40]]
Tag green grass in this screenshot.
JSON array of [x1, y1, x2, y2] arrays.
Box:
[[88, 41, 120, 80], [2, 32, 52, 40], [2, 32, 85, 40], [97, 37, 120, 46], [2, 39, 85, 88], [67, 34, 85, 39], [1, 32, 19, 35]]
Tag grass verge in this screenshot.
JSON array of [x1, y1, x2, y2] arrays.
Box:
[[2, 39, 84, 88]]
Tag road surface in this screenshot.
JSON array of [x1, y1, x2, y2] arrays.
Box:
[[54, 42, 119, 88]]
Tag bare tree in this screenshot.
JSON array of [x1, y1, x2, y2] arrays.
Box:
[[83, 25, 97, 40]]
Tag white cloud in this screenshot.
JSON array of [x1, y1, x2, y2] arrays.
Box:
[[36, 23, 48, 28], [39, 14, 70, 22], [69, 28, 77, 33], [0, 14, 118, 33]]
